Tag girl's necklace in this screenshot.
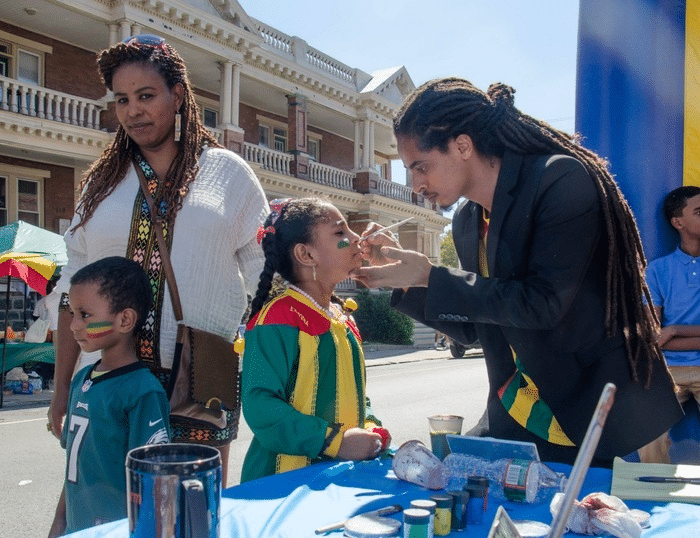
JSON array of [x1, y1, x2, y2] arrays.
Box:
[[287, 283, 344, 322]]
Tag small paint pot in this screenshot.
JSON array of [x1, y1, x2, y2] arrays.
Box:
[[429, 495, 453, 536]]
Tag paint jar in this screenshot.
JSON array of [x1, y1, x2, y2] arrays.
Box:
[[410, 499, 436, 538], [465, 475, 489, 525], [447, 490, 470, 531], [343, 514, 401, 538], [429, 495, 453, 536], [403, 508, 431, 538]]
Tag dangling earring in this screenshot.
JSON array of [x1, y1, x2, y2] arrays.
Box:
[[174, 112, 181, 142], [312, 266, 317, 281], [125, 134, 130, 150]]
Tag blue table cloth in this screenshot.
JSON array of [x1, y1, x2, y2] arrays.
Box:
[[65, 457, 700, 537]]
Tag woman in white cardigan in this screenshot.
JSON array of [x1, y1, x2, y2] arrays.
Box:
[[47, 34, 267, 485]]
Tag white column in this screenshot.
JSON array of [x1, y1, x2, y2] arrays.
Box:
[[231, 63, 241, 128], [368, 121, 375, 169], [108, 23, 119, 46], [131, 24, 142, 36], [362, 117, 371, 169], [219, 61, 233, 127], [353, 120, 361, 170], [119, 20, 132, 40]]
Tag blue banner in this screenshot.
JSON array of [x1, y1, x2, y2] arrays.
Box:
[[576, 0, 688, 262]]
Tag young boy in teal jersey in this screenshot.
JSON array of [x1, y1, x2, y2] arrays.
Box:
[[49, 257, 170, 536]]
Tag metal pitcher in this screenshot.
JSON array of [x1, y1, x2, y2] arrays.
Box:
[[126, 443, 221, 538]]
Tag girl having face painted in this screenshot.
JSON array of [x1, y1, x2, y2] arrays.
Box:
[[239, 197, 391, 482]]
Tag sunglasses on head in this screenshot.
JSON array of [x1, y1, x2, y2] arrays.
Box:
[[121, 34, 167, 47]]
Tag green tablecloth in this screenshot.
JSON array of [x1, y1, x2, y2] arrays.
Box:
[[1, 342, 55, 373]]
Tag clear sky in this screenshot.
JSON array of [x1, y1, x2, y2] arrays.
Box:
[[243, 0, 581, 207], [243, 1, 581, 134]]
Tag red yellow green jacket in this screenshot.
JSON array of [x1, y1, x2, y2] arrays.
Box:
[[240, 288, 381, 482]]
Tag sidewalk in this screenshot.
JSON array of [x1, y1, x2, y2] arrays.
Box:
[[363, 343, 483, 366]]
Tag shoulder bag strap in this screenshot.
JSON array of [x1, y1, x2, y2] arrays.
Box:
[[132, 159, 184, 323]]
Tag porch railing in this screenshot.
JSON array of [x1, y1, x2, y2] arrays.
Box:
[[0, 75, 104, 129], [308, 161, 354, 191], [243, 143, 293, 176], [376, 177, 413, 203]]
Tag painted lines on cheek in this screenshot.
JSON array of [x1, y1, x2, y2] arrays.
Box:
[[86, 321, 114, 339]]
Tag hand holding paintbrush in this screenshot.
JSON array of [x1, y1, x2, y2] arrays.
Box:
[[359, 217, 412, 266]]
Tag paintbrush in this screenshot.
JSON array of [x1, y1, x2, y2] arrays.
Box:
[[314, 504, 403, 534], [361, 217, 414, 242]]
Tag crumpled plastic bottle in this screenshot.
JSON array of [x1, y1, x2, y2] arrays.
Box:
[[443, 454, 567, 504]]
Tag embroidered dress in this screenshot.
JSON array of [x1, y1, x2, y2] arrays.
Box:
[[240, 288, 381, 482]]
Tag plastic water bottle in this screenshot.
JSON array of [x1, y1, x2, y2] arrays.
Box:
[[442, 454, 567, 504]]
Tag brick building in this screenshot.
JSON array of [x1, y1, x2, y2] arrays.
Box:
[[0, 0, 450, 298]]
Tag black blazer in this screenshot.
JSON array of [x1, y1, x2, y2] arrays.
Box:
[[394, 152, 681, 459]]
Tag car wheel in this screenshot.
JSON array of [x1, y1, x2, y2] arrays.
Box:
[[450, 342, 466, 358]]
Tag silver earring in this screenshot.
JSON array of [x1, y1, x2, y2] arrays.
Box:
[[174, 113, 181, 142], [312, 266, 317, 281], [125, 134, 130, 150]]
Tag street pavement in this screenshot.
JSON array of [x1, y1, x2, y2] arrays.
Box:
[[0, 344, 486, 537]]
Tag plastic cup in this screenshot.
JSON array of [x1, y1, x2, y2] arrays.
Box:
[[428, 415, 463, 460], [392, 440, 450, 490]]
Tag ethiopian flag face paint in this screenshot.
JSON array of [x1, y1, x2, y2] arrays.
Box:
[[337, 238, 350, 249], [86, 321, 114, 339]]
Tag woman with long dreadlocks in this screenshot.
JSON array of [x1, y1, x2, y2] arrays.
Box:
[[352, 77, 682, 466], [47, 35, 267, 484]]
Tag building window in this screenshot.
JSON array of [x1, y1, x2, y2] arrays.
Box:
[[307, 137, 320, 161], [0, 165, 46, 226], [203, 107, 218, 129], [0, 177, 7, 226], [17, 49, 40, 85], [0, 30, 51, 86], [273, 128, 287, 153], [17, 179, 39, 225], [259, 125, 270, 148], [375, 163, 387, 179]]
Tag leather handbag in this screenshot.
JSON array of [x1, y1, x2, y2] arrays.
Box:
[[134, 161, 240, 434]]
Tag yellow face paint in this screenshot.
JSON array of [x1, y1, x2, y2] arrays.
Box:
[[86, 321, 114, 339]]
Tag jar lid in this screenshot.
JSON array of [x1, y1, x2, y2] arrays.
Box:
[[513, 520, 551, 537], [343, 514, 401, 538], [410, 499, 436, 513], [429, 494, 453, 508], [404, 508, 431, 524]]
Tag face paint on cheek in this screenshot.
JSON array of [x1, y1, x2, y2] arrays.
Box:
[[337, 238, 350, 249], [86, 321, 114, 339]]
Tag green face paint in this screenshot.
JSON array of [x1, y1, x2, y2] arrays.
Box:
[[337, 239, 350, 249]]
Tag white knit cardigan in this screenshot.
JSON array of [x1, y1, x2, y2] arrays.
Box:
[[53, 146, 268, 370]]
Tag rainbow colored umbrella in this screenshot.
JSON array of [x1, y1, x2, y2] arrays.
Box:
[[0, 221, 67, 295], [0, 221, 66, 407]]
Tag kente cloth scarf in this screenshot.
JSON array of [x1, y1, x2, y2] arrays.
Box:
[[126, 151, 171, 375], [478, 208, 574, 446]]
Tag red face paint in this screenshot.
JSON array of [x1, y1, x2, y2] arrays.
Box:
[[86, 321, 114, 339]]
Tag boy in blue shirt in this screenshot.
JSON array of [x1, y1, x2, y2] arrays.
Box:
[[49, 257, 170, 536], [639, 186, 700, 462]]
